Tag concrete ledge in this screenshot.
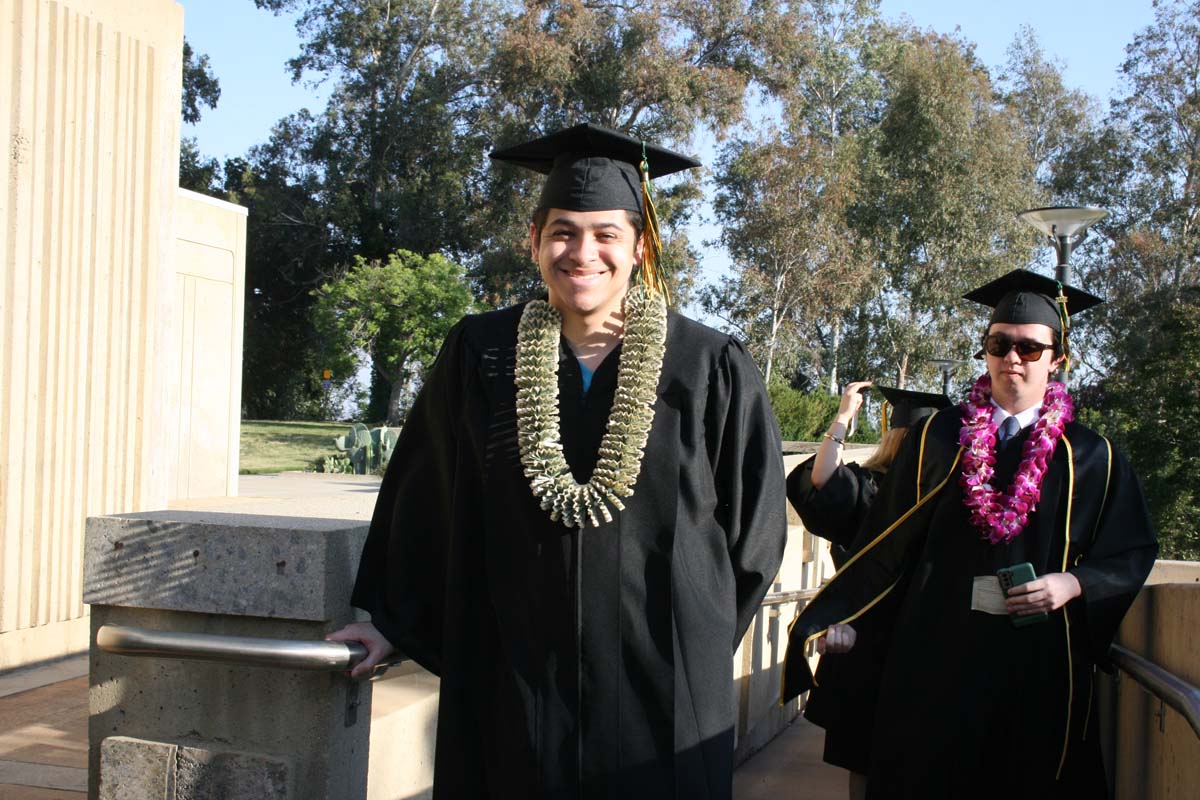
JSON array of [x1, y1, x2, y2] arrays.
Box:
[[82, 513, 368, 621]]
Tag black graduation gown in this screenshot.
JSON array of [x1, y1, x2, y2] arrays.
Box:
[[352, 302, 788, 800], [782, 407, 1157, 799], [786, 459, 888, 774]]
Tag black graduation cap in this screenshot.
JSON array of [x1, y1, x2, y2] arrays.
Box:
[[488, 122, 701, 214], [875, 386, 953, 430], [962, 269, 1103, 334]]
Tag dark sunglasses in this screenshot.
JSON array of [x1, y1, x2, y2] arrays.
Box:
[[981, 333, 1055, 362]]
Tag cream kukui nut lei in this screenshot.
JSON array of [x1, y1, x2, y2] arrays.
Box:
[[514, 286, 667, 529]]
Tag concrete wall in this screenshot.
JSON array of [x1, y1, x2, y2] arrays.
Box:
[[1, 0, 247, 672], [0, 0, 184, 669]]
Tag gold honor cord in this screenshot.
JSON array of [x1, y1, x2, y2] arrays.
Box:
[[782, 575, 902, 700], [638, 143, 671, 303], [916, 411, 940, 503], [880, 401, 891, 435], [1056, 435, 1078, 781], [786, 446, 965, 644], [1055, 282, 1071, 374]]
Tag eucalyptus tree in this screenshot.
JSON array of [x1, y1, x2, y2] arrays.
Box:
[[705, 132, 865, 385], [851, 30, 1036, 388], [995, 26, 1098, 193], [705, 0, 885, 391]]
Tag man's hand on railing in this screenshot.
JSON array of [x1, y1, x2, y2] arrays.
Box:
[[327, 621, 396, 679], [816, 623, 857, 654]]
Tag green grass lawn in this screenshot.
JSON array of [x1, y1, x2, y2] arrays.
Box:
[[240, 420, 357, 474]]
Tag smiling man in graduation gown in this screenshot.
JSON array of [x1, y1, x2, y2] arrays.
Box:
[[782, 270, 1157, 799], [328, 123, 787, 799]]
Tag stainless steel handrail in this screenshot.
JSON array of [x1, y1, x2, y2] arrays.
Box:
[[760, 589, 819, 607], [96, 624, 368, 672], [1110, 643, 1200, 740]]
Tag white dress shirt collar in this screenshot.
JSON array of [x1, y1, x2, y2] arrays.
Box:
[[990, 399, 1040, 431]]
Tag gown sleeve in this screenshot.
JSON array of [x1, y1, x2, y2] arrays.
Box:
[[1067, 445, 1158, 663], [708, 338, 789, 648], [781, 423, 939, 699], [787, 459, 879, 553], [349, 320, 469, 676]]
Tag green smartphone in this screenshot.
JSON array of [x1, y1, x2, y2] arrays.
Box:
[[996, 562, 1048, 628]]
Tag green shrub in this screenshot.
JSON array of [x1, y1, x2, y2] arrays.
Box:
[[314, 453, 354, 474], [768, 382, 879, 442]]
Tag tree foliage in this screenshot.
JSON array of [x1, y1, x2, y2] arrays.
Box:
[[312, 250, 474, 425], [1045, 1, 1200, 551], [182, 38, 221, 124], [705, 1, 882, 392], [996, 26, 1097, 190], [1078, 287, 1200, 559], [705, 132, 869, 384], [850, 30, 1036, 387], [179, 39, 223, 194]]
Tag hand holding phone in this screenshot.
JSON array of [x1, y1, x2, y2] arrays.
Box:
[[997, 562, 1048, 627]]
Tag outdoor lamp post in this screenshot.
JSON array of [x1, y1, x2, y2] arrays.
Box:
[[928, 358, 967, 396], [1016, 205, 1108, 286], [1016, 206, 1107, 382]]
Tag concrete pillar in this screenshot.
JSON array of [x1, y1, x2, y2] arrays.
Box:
[[82, 510, 370, 800]]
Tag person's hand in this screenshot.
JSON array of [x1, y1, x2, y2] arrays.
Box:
[[816, 623, 857, 654], [1005, 572, 1082, 615], [835, 380, 873, 426], [326, 621, 396, 679]]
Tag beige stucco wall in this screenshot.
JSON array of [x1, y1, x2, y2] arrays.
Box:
[[0, 0, 184, 669], [168, 188, 246, 500]]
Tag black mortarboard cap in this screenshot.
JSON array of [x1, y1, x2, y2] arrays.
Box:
[[488, 122, 701, 213], [963, 269, 1103, 333], [875, 386, 953, 430]]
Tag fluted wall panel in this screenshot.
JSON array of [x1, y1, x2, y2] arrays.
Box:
[[0, 0, 183, 668]]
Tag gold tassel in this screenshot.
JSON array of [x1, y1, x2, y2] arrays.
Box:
[[1055, 283, 1071, 375], [639, 147, 671, 304], [880, 401, 890, 435]]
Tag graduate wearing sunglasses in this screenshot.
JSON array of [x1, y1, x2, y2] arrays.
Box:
[[783, 269, 1157, 799]]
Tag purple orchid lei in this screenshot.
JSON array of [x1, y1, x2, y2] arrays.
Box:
[[958, 374, 1074, 544]]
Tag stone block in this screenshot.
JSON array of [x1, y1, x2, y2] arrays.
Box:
[[99, 736, 171, 800], [82, 512, 368, 620], [100, 736, 291, 800]]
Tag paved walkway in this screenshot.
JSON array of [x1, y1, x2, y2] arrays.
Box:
[[0, 473, 848, 799], [0, 657, 88, 799]]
